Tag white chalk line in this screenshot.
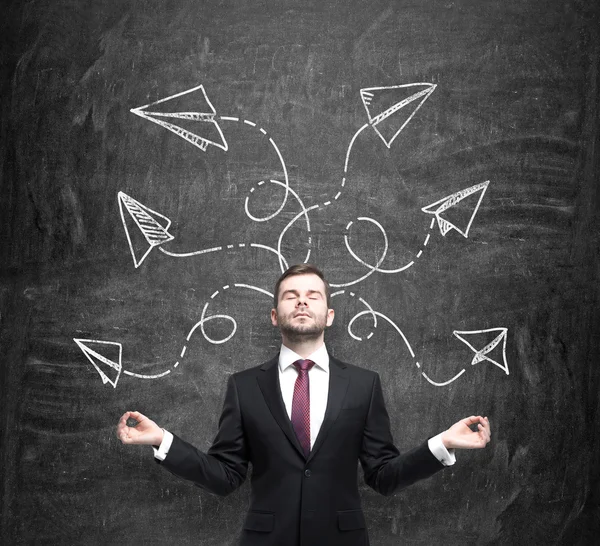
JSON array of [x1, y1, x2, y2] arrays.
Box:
[[330, 292, 463, 386], [329, 216, 435, 287], [158, 242, 288, 269], [219, 114, 434, 283], [123, 369, 171, 379], [275, 123, 369, 240], [125, 284, 274, 380], [421, 369, 466, 387], [219, 116, 290, 223], [339, 300, 467, 387]]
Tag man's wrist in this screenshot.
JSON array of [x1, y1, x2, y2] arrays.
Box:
[[153, 429, 173, 461], [428, 433, 456, 466], [440, 429, 452, 450], [153, 428, 165, 447]]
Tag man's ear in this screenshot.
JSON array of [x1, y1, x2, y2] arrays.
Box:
[[271, 308, 278, 327], [326, 308, 335, 327]]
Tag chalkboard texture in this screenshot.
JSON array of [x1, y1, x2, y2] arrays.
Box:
[[1, 0, 599, 544]]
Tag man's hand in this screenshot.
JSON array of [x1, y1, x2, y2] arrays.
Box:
[[116, 411, 164, 446], [441, 416, 491, 450]]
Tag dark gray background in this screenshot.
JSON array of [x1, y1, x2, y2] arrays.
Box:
[[1, 0, 598, 544]]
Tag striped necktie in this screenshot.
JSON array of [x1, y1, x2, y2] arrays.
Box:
[[291, 359, 316, 457]]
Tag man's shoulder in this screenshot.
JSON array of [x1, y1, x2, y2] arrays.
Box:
[[229, 355, 278, 380], [329, 355, 379, 378]]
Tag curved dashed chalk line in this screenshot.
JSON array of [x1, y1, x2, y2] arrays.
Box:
[[328, 217, 435, 287], [219, 116, 290, 222], [127, 284, 274, 378], [344, 307, 466, 387]]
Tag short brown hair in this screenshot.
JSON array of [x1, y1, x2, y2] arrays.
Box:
[[273, 264, 331, 308]]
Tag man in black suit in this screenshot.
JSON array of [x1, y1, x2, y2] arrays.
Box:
[[117, 264, 491, 545]]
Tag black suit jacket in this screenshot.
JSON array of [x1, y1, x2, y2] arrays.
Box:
[[158, 355, 445, 546]]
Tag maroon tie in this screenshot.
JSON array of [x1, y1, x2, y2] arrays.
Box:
[[291, 359, 316, 457]]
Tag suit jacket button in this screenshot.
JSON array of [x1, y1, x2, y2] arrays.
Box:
[[304, 469, 311, 477]]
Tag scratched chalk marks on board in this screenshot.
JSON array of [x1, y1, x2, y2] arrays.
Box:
[[74, 81, 509, 388]]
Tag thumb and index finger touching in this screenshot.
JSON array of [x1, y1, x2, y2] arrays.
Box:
[[116, 411, 152, 443], [119, 410, 148, 424], [461, 415, 490, 429]]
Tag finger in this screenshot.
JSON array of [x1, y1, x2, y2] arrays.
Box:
[[461, 415, 482, 426], [481, 418, 491, 439], [116, 420, 128, 438], [117, 427, 128, 442], [478, 423, 490, 443], [127, 411, 147, 422], [117, 411, 131, 429]]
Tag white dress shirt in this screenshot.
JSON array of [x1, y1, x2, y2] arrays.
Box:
[[278, 343, 329, 449], [154, 343, 455, 466]]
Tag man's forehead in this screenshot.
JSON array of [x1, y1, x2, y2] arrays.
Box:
[[279, 273, 326, 293]]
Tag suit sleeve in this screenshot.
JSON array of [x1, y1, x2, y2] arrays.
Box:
[[359, 373, 445, 496], [156, 374, 249, 496]]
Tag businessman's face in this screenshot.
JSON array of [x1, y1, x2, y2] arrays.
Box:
[[271, 273, 334, 341]]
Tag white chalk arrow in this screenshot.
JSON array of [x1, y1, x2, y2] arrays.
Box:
[[74, 339, 123, 388], [422, 181, 489, 238], [131, 84, 228, 152], [360, 83, 436, 148]]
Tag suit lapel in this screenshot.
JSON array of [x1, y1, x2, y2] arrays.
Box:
[[307, 355, 349, 463], [256, 355, 306, 459]]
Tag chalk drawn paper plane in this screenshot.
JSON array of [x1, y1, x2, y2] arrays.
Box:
[[131, 84, 228, 152], [118, 191, 174, 268], [74, 338, 123, 388], [421, 181, 489, 237], [360, 83, 436, 148], [453, 328, 509, 375]]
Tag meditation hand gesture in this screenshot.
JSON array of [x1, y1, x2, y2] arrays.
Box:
[[441, 416, 491, 450], [116, 411, 164, 446]]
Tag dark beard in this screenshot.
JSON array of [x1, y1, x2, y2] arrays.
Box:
[[279, 322, 325, 342], [276, 310, 327, 342]]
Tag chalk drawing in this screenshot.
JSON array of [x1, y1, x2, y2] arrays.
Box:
[[131, 84, 228, 152], [123, 95, 307, 268], [118, 190, 291, 270], [123, 82, 465, 279], [74, 284, 273, 385], [77, 80, 508, 390], [422, 181, 490, 238], [268, 83, 490, 285], [453, 328, 509, 375], [328, 291, 508, 387], [360, 83, 436, 148], [75, 285, 507, 389], [218, 115, 291, 222], [73, 339, 123, 388], [118, 192, 175, 268]]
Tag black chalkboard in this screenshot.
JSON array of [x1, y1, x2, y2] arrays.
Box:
[[1, 0, 599, 544]]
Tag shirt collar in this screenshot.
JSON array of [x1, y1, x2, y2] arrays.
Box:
[[279, 343, 329, 372]]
